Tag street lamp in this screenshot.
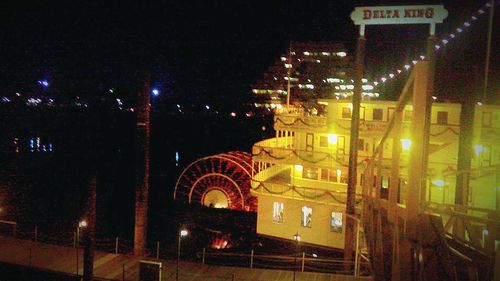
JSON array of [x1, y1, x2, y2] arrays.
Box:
[[293, 232, 301, 281], [76, 220, 87, 277], [176, 228, 188, 281]]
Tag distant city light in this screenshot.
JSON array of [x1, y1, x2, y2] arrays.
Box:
[[205, 105, 210, 110], [230, 112, 236, 117], [79, 220, 88, 228], [38, 80, 49, 87], [337, 52, 347, 57], [109, 88, 114, 93], [151, 88, 160, 96]]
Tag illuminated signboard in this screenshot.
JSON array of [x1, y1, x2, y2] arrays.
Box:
[[350, 5, 448, 26]]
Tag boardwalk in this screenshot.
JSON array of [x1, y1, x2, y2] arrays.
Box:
[[0, 236, 371, 281]]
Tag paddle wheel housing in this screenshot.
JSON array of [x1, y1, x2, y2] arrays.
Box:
[[173, 151, 257, 212]]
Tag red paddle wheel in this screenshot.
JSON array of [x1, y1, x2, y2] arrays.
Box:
[[173, 151, 257, 212]]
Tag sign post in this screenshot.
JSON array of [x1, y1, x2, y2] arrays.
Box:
[[347, 4, 447, 279]]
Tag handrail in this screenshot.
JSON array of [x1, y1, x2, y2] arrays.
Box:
[[424, 205, 500, 226], [423, 202, 499, 215]]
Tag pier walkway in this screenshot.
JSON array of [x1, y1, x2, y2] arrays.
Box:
[[0, 236, 371, 281]]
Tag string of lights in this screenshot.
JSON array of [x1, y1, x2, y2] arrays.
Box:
[[250, 180, 363, 205], [371, 1, 494, 89], [252, 146, 367, 167]]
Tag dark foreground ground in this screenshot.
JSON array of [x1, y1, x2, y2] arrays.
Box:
[[0, 263, 79, 281]]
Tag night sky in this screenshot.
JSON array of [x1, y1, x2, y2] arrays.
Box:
[[0, 0, 498, 105]]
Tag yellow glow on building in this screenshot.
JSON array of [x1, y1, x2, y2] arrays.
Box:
[[401, 139, 411, 151], [251, 99, 500, 249], [474, 144, 484, 156], [432, 179, 446, 187], [328, 134, 338, 145]]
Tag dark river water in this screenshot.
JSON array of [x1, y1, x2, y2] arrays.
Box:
[[0, 104, 275, 256]]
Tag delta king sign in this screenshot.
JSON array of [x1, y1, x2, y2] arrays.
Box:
[[351, 5, 448, 35]]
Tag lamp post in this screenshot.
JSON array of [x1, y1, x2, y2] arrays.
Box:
[[176, 228, 188, 281], [293, 232, 301, 281], [76, 220, 87, 277]]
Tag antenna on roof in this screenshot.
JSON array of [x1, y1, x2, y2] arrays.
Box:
[[286, 42, 292, 109]]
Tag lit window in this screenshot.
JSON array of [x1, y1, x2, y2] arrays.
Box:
[[319, 136, 328, 147], [437, 111, 448, 125], [273, 202, 284, 223], [330, 212, 343, 233], [373, 108, 383, 121], [301, 206, 312, 228], [342, 107, 351, 118], [326, 78, 341, 83], [302, 167, 318, 180]]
